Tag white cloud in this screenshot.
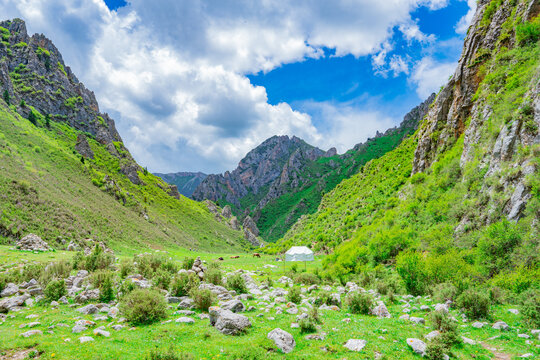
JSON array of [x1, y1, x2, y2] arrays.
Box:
[[456, 0, 477, 34], [411, 57, 456, 98], [0, 0, 453, 172]]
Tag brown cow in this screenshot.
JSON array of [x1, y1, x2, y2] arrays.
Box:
[[253, 253, 261, 258], [230, 255, 240, 259]]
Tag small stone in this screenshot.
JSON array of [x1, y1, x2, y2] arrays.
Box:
[[268, 328, 296, 354], [410, 317, 425, 325], [471, 321, 485, 328], [79, 336, 94, 343], [517, 334, 530, 339], [462, 336, 476, 345], [424, 330, 440, 341], [508, 309, 519, 315], [175, 317, 195, 324], [20, 330, 42, 338], [93, 329, 110, 337], [492, 321, 509, 331]]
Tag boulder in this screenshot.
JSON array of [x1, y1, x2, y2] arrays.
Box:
[[0, 294, 30, 312], [492, 321, 509, 331], [16, 234, 50, 251], [343, 339, 367, 352], [175, 317, 195, 324], [1, 283, 19, 297], [79, 336, 94, 343], [267, 328, 296, 354], [20, 330, 42, 338], [406, 338, 426, 356], [221, 299, 245, 313], [93, 328, 110, 337], [76, 304, 99, 315], [372, 301, 391, 318], [434, 303, 449, 313], [410, 317, 425, 325], [425, 331, 440, 341], [209, 306, 251, 335]]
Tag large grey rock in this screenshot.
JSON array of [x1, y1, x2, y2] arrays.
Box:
[[79, 336, 94, 343], [16, 234, 50, 251], [1, 283, 19, 297], [221, 299, 245, 313], [407, 338, 426, 356], [267, 328, 296, 354], [209, 306, 251, 335], [20, 330, 42, 338], [492, 321, 509, 331], [343, 339, 367, 352], [76, 304, 99, 315], [372, 301, 391, 318], [175, 317, 195, 324], [0, 294, 30, 312]]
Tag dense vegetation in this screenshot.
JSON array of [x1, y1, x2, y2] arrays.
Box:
[[257, 116, 424, 242], [0, 101, 247, 254], [273, 3, 539, 301]]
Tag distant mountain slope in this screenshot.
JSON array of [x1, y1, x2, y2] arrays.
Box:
[[155, 172, 207, 197], [192, 94, 434, 242], [0, 18, 248, 253], [272, 0, 539, 293]]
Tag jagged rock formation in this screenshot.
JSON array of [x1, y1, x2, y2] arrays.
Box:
[[154, 172, 208, 197], [192, 135, 329, 208], [0, 19, 145, 184], [16, 234, 50, 251]]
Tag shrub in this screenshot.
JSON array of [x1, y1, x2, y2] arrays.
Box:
[[313, 290, 333, 306], [520, 288, 540, 328], [100, 275, 115, 302], [430, 310, 460, 345], [226, 274, 247, 294], [153, 269, 172, 290], [425, 338, 448, 360], [77, 245, 114, 272], [170, 272, 199, 297], [119, 259, 134, 278], [39, 260, 71, 286], [299, 307, 321, 333], [346, 292, 373, 315], [120, 288, 168, 325], [190, 288, 216, 312], [516, 17, 540, 46], [181, 257, 195, 270], [396, 251, 427, 295], [146, 348, 194, 360], [287, 286, 302, 304], [293, 272, 320, 285], [478, 221, 521, 276], [205, 267, 222, 286], [456, 288, 490, 319], [136, 253, 174, 278], [432, 282, 458, 303], [44, 279, 66, 301]]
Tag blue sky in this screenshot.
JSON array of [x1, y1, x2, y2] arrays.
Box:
[[1, 0, 476, 173]]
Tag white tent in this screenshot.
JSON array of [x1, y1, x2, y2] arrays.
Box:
[[285, 246, 314, 262]]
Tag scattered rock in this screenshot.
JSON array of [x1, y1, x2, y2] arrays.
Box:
[[410, 317, 425, 325], [175, 317, 195, 324], [79, 336, 94, 343], [425, 331, 440, 341], [406, 338, 426, 356], [372, 301, 391, 318], [267, 328, 296, 354], [209, 306, 251, 335], [20, 330, 42, 337], [1, 283, 19, 297], [93, 328, 110, 337], [508, 309, 519, 315], [492, 321, 509, 331], [471, 321, 485, 328], [462, 336, 476, 345], [343, 339, 367, 352], [221, 299, 245, 313], [77, 304, 99, 315]]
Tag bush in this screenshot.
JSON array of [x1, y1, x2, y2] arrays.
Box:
[[205, 267, 222, 286], [146, 348, 194, 360], [478, 221, 521, 276], [516, 17, 540, 46], [120, 259, 134, 278], [430, 310, 460, 345], [456, 288, 490, 319], [76, 245, 114, 272], [181, 257, 195, 270], [287, 287, 302, 304], [44, 279, 66, 301], [299, 307, 321, 333], [346, 292, 373, 315], [120, 288, 168, 325], [170, 272, 199, 297], [226, 274, 247, 294], [425, 338, 448, 360], [396, 251, 427, 295], [432, 282, 458, 303], [38, 261, 72, 286], [153, 269, 172, 290], [293, 272, 320, 285], [313, 290, 333, 306], [89, 270, 115, 302], [520, 288, 540, 328], [190, 288, 216, 311], [136, 253, 173, 278]]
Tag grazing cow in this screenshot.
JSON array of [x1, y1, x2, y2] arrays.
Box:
[[218, 257, 224, 261], [230, 255, 240, 259], [253, 253, 261, 258]]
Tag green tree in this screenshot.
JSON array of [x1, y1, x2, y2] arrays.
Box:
[[28, 110, 37, 125], [45, 113, 50, 128]]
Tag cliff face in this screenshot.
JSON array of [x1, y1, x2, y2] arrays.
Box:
[[192, 135, 328, 208], [154, 172, 208, 197], [413, 0, 539, 223]]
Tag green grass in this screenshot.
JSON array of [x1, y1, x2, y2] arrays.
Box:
[[0, 248, 537, 359], [0, 100, 247, 255]]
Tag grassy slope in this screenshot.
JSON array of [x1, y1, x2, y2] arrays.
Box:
[[257, 126, 417, 242], [0, 102, 247, 254], [274, 6, 540, 291]]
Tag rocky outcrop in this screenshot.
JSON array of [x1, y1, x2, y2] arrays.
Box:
[[16, 234, 50, 251], [75, 134, 94, 159]]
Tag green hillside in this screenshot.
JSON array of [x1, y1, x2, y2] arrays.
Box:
[[273, 2, 540, 295], [0, 101, 247, 254]]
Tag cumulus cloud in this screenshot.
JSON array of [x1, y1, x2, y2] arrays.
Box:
[[456, 0, 477, 34], [411, 57, 456, 98], [0, 0, 452, 172]]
